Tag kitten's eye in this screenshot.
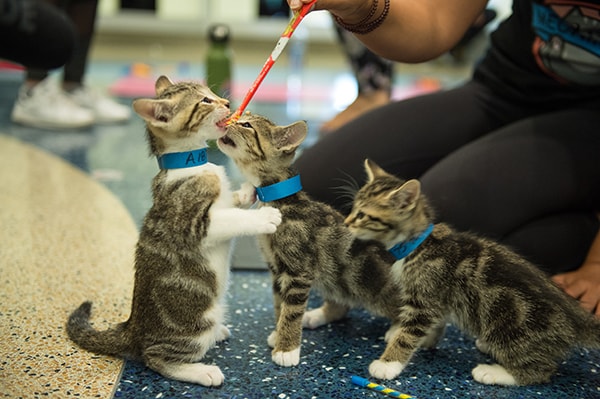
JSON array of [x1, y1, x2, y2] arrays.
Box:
[[241, 122, 252, 128], [357, 211, 365, 219], [202, 97, 213, 104]]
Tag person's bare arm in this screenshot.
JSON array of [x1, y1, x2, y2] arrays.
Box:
[[289, 0, 488, 62]]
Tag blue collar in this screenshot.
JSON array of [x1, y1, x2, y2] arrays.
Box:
[[157, 148, 208, 170], [389, 223, 434, 260], [256, 175, 302, 202]]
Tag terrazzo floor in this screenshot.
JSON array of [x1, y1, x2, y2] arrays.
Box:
[[1, 55, 600, 398], [0, 134, 136, 398]]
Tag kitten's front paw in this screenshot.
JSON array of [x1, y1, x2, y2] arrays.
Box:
[[194, 364, 225, 387], [472, 364, 517, 386], [369, 360, 405, 380], [272, 347, 300, 367], [257, 207, 282, 234], [302, 308, 327, 329], [233, 182, 257, 208], [215, 324, 231, 342]]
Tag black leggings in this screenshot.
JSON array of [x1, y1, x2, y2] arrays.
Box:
[[294, 80, 600, 275], [0, 0, 75, 69], [27, 0, 98, 84]]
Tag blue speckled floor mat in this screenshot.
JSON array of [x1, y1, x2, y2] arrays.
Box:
[[114, 271, 600, 399]]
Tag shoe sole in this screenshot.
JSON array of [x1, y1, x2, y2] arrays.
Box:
[[11, 113, 95, 130]]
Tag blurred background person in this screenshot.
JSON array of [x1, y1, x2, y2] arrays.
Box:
[[10, 0, 131, 130]]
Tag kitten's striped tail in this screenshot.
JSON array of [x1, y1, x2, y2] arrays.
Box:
[[66, 301, 131, 357]]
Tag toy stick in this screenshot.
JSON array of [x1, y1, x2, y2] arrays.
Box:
[[350, 375, 414, 398], [226, 0, 317, 124]]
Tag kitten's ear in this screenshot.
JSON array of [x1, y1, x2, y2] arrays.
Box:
[[132, 98, 175, 124], [155, 75, 174, 96], [389, 179, 421, 211], [277, 121, 308, 153], [364, 159, 389, 182]]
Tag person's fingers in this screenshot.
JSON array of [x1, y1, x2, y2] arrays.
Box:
[[578, 290, 598, 314], [552, 271, 600, 317], [551, 273, 568, 287], [557, 276, 587, 301]]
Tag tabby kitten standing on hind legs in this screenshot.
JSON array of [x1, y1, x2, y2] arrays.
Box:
[[66, 76, 282, 387], [345, 158, 600, 386]]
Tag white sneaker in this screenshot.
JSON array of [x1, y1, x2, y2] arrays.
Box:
[[11, 78, 95, 129], [68, 86, 131, 124]]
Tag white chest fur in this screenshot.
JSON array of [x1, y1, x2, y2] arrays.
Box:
[[166, 163, 233, 297]]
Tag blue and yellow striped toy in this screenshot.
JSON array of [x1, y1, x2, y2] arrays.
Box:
[[350, 375, 414, 398]]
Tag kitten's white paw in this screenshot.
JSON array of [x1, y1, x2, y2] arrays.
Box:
[[369, 360, 405, 380], [234, 182, 256, 207], [194, 364, 225, 387], [166, 363, 224, 386], [472, 364, 517, 386], [257, 207, 282, 234], [267, 330, 277, 348], [475, 339, 491, 354], [272, 347, 301, 367], [302, 308, 327, 329], [215, 324, 231, 342]]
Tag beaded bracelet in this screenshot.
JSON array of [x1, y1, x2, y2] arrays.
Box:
[[337, 0, 379, 30], [334, 0, 391, 35]]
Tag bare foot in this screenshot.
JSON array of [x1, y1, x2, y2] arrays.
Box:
[[321, 90, 389, 134]]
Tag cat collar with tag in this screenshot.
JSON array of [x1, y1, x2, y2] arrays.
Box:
[[389, 223, 434, 260], [256, 175, 302, 202], [157, 148, 208, 170]]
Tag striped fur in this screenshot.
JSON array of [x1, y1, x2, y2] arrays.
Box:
[[345, 159, 600, 385], [66, 77, 282, 386], [217, 113, 402, 370]]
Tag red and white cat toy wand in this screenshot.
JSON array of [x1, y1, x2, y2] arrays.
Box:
[[226, 0, 317, 124]]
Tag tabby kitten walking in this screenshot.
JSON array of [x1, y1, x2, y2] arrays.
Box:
[[345, 159, 600, 385], [217, 113, 400, 369], [67, 76, 282, 386]]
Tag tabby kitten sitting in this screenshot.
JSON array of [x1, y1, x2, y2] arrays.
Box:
[[67, 76, 282, 387], [217, 113, 400, 369], [345, 159, 600, 386]]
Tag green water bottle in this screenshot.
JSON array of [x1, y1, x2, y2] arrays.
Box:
[[206, 24, 232, 98]]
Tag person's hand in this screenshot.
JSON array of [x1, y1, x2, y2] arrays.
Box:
[[288, 0, 313, 10], [552, 261, 600, 317]]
